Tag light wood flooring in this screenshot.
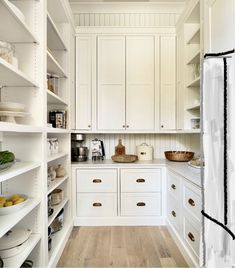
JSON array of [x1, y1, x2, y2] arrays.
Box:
[[57, 226, 189, 268]]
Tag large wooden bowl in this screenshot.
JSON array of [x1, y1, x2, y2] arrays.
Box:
[[164, 151, 194, 162]]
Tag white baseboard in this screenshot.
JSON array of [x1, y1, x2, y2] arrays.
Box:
[[74, 216, 165, 226], [166, 219, 199, 268]]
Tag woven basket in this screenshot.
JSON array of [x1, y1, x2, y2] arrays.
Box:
[[51, 189, 63, 206], [111, 154, 138, 163], [164, 151, 194, 162]]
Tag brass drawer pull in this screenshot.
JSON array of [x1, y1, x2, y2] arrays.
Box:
[[188, 198, 195, 207], [137, 202, 146, 207], [171, 211, 176, 217], [136, 178, 145, 183], [188, 232, 195, 242], [93, 179, 102, 183], [171, 184, 176, 190], [93, 203, 102, 207]]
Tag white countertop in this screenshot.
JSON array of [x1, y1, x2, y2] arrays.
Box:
[[72, 159, 201, 187]]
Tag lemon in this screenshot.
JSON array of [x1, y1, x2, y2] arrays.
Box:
[[14, 198, 25, 205], [4, 201, 13, 207]]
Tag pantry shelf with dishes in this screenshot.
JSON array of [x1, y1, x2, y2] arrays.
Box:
[[0, 0, 205, 267]]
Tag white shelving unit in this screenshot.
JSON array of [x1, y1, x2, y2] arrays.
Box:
[[0, 0, 74, 267]]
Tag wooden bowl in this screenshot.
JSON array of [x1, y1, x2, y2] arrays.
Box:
[[164, 151, 194, 162], [111, 154, 138, 163]]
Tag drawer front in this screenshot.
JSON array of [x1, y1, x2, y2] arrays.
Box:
[[167, 171, 180, 200], [76, 169, 117, 193], [121, 169, 161, 193], [77, 193, 117, 217], [183, 217, 200, 256], [121, 193, 161, 216], [183, 183, 201, 221], [167, 194, 180, 231]]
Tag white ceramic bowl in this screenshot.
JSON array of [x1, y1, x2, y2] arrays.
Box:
[[0, 195, 28, 215], [0, 102, 25, 112]]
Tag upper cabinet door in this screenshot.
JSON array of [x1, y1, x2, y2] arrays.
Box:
[[97, 36, 126, 130], [126, 36, 155, 130], [160, 36, 176, 130], [76, 36, 92, 130]]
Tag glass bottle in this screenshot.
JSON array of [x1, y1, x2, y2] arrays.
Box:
[[115, 139, 126, 155]]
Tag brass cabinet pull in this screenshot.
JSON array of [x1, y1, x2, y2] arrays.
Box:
[[171, 211, 176, 217], [93, 203, 102, 207], [137, 202, 146, 207], [188, 198, 195, 207], [188, 232, 195, 242], [171, 184, 176, 190], [136, 178, 145, 183], [93, 179, 102, 183]]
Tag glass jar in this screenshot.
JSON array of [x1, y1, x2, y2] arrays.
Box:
[[0, 41, 13, 64]]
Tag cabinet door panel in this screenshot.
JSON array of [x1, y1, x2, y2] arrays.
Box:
[[97, 36, 125, 130], [160, 36, 176, 130], [76, 37, 92, 130], [126, 36, 155, 130]]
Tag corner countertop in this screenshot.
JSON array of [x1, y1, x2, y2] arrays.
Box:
[[72, 159, 201, 187]]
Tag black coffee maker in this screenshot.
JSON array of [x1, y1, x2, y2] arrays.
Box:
[[71, 134, 88, 162]]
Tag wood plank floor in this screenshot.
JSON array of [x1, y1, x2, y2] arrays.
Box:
[[57, 226, 190, 268]]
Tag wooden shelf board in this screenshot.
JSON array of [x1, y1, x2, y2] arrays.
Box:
[[187, 104, 200, 111], [48, 222, 73, 267], [47, 13, 68, 51], [47, 152, 68, 163], [187, 27, 200, 44], [47, 90, 68, 106], [48, 198, 69, 226], [47, 0, 69, 23], [185, 0, 200, 23], [0, 58, 39, 87], [0, 0, 39, 44], [0, 122, 43, 133], [187, 50, 200, 65], [3, 234, 41, 268], [0, 162, 41, 183], [47, 176, 69, 195], [47, 128, 70, 134], [47, 51, 67, 78], [0, 199, 41, 238], [187, 77, 200, 87]]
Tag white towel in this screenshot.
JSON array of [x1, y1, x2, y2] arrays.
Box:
[[202, 58, 231, 267]]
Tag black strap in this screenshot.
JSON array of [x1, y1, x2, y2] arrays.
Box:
[[204, 49, 235, 58]]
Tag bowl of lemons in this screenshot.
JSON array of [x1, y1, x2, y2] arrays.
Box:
[[0, 194, 28, 215]]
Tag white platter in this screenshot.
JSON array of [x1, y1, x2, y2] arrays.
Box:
[[0, 102, 25, 112], [0, 111, 30, 123]]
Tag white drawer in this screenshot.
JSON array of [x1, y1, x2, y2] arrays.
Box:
[[183, 182, 201, 221], [121, 169, 161, 193], [183, 217, 200, 257], [121, 193, 161, 216], [167, 171, 181, 200], [77, 193, 117, 217], [167, 194, 180, 231], [76, 169, 117, 193]]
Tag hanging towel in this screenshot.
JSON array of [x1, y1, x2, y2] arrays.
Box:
[[202, 58, 232, 267]]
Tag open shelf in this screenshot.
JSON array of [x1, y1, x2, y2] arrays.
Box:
[[0, 162, 41, 183], [47, 152, 68, 163], [187, 76, 200, 87], [186, 104, 200, 111], [47, 90, 68, 106], [0, 0, 39, 44], [187, 26, 200, 44], [3, 234, 41, 268], [47, 127, 70, 134], [47, 51, 67, 78], [187, 50, 200, 65], [0, 199, 41, 238], [48, 222, 73, 267], [48, 198, 69, 226], [47, 0, 69, 23], [0, 122, 43, 133], [0, 58, 39, 87], [185, 0, 200, 23], [48, 176, 69, 195], [47, 13, 68, 51]]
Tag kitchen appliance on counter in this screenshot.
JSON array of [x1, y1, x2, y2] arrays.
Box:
[[91, 138, 105, 161], [71, 134, 88, 162]]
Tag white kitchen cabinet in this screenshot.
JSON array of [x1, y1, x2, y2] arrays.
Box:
[[97, 36, 126, 130], [126, 36, 155, 130], [160, 36, 176, 130], [76, 36, 92, 130]]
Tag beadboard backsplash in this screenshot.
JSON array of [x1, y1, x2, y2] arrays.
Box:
[[82, 134, 200, 159]]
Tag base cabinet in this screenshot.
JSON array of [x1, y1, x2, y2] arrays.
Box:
[[167, 170, 201, 265]]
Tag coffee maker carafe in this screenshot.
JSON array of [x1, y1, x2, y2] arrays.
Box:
[[71, 134, 88, 162]]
